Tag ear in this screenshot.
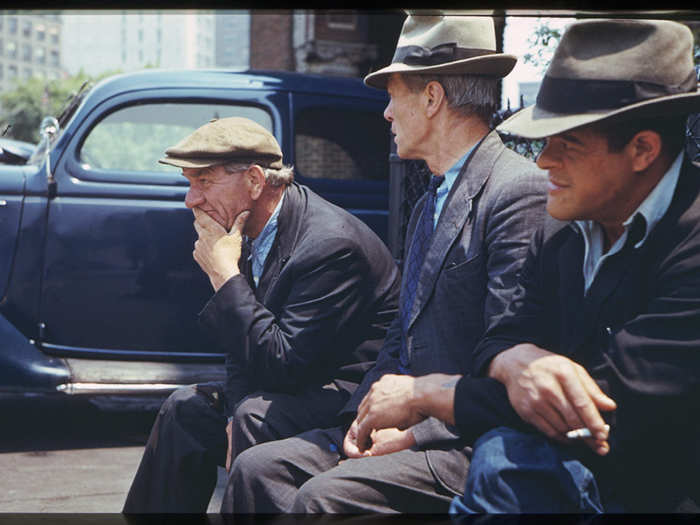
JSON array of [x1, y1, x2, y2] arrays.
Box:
[[246, 165, 266, 200], [423, 80, 446, 119], [627, 130, 663, 173]]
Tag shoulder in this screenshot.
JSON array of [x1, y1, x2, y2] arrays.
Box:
[[292, 184, 391, 259]]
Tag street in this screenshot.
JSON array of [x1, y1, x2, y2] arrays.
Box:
[[0, 396, 226, 512]]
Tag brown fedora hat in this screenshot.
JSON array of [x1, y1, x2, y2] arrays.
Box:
[[498, 19, 700, 139], [364, 13, 516, 90]]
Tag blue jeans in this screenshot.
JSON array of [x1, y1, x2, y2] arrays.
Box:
[[450, 426, 613, 514]]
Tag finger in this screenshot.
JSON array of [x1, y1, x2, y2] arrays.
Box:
[[527, 410, 567, 441], [582, 437, 610, 456], [553, 367, 605, 436], [229, 210, 251, 235], [559, 367, 611, 440], [356, 419, 373, 453], [577, 366, 617, 411], [195, 208, 226, 234]]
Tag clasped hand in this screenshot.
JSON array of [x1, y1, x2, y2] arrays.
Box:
[[192, 207, 249, 291]]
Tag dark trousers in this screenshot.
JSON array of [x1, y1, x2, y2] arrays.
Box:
[[225, 426, 469, 513], [123, 382, 350, 513]]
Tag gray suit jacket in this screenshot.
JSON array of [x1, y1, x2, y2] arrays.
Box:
[[341, 130, 548, 495]]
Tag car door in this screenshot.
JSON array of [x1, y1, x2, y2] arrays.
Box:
[[39, 89, 286, 360], [290, 93, 391, 241]]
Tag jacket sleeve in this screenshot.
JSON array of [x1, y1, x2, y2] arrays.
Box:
[[199, 237, 374, 396], [412, 164, 547, 448]]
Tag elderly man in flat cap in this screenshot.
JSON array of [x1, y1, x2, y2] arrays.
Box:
[[224, 14, 547, 513], [352, 19, 700, 513], [122, 117, 400, 513]]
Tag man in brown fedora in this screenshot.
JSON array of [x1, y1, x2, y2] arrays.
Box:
[[223, 14, 547, 512], [122, 117, 400, 512], [350, 19, 700, 513]]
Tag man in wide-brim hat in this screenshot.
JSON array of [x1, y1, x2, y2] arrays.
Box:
[[327, 17, 700, 514], [225, 13, 547, 512], [367, 18, 700, 513]]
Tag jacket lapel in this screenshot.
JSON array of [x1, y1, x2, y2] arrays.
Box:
[[407, 131, 503, 330], [256, 183, 304, 302]]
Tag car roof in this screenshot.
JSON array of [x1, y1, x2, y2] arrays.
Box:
[[87, 68, 388, 103]]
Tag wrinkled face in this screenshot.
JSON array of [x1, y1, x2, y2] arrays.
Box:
[[182, 165, 252, 231], [383, 73, 428, 159], [536, 126, 637, 226]]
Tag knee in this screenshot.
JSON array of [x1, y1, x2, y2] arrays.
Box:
[[230, 440, 286, 492], [157, 385, 200, 421], [231, 395, 267, 444], [293, 475, 330, 513]]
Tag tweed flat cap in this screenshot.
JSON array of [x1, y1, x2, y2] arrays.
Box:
[[498, 19, 700, 139], [159, 116, 283, 169]]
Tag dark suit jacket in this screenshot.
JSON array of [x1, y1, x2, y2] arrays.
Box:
[[464, 158, 700, 511], [341, 130, 548, 494], [198, 182, 400, 416]]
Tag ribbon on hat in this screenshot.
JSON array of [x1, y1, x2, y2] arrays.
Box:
[[536, 70, 698, 114], [393, 42, 497, 67]]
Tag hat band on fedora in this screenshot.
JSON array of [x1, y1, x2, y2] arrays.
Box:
[[536, 71, 698, 114], [392, 42, 497, 67]]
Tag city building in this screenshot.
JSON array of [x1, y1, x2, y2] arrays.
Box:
[[60, 11, 216, 77], [0, 12, 63, 92], [214, 11, 249, 68]]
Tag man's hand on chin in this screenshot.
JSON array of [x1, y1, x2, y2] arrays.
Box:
[[192, 208, 249, 291]]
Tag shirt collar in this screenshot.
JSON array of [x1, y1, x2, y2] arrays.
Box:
[[437, 146, 475, 197], [249, 191, 284, 255]]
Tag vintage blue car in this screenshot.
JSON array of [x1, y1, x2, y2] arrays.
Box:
[[0, 69, 391, 408]]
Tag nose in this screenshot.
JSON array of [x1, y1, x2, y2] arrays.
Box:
[[383, 99, 393, 122], [184, 186, 204, 209], [535, 140, 561, 171]]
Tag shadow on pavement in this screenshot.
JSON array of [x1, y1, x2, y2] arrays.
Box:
[[0, 396, 159, 453]]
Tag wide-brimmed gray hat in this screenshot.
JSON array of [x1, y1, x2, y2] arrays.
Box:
[[364, 14, 516, 90], [159, 116, 283, 169], [498, 19, 700, 139]]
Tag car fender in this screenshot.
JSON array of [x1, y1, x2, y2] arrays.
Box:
[[0, 311, 70, 394]]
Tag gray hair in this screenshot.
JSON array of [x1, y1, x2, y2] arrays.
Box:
[[222, 161, 294, 187], [401, 73, 499, 123]]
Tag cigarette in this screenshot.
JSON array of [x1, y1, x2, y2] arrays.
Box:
[[566, 425, 610, 440]]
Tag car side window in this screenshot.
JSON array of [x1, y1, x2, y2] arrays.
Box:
[[80, 103, 272, 172], [294, 107, 389, 181]]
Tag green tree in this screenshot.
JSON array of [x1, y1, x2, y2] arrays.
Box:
[[0, 68, 121, 143]]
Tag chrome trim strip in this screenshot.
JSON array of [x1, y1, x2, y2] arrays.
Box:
[[56, 382, 182, 395]]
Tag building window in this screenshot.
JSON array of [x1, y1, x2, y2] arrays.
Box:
[[36, 47, 46, 64], [9, 17, 18, 35], [8, 65, 17, 79], [0, 39, 3, 56], [22, 43, 32, 62], [23, 67, 32, 79], [49, 28, 59, 45], [22, 20, 32, 38], [138, 28, 144, 43], [0, 65, 3, 80], [6, 41, 17, 59], [36, 24, 46, 41], [0, 17, 3, 30], [327, 13, 358, 30], [50, 49, 59, 67]]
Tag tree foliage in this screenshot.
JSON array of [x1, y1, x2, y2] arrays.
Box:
[[0, 69, 121, 144]]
